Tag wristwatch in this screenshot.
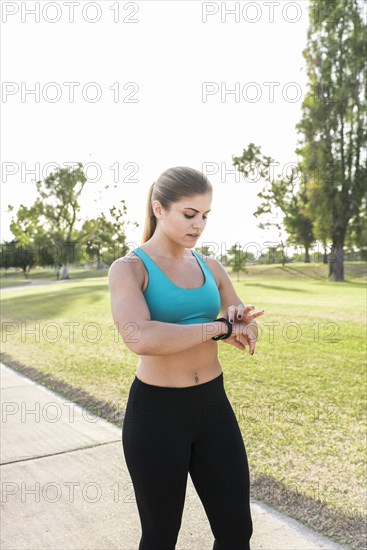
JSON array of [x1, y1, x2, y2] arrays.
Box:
[[211, 317, 233, 340]]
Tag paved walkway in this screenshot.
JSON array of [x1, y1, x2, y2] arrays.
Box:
[[0, 279, 70, 293], [0, 362, 347, 550]]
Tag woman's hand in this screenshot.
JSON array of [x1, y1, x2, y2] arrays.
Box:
[[223, 304, 264, 354], [222, 321, 259, 354]]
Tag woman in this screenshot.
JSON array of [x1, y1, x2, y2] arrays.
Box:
[[108, 166, 264, 550]]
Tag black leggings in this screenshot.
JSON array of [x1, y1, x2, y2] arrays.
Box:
[[122, 372, 253, 550]]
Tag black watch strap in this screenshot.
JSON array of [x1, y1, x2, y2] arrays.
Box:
[[211, 317, 233, 340]]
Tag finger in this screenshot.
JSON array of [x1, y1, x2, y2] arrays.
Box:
[[245, 334, 256, 354], [231, 327, 252, 352], [236, 335, 247, 349], [248, 334, 257, 354], [236, 304, 250, 320], [227, 305, 237, 323], [236, 305, 244, 320], [249, 309, 265, 319], [238, 305, 255, 319], [248, 324, 259, 340], [223, 337, 246, 351], [236, 340, 246, 351], [236, 329, 250, 348], [242, 324, 258, 347], [233, 322, 257, 353]]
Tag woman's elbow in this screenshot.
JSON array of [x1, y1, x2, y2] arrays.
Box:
[[115, 320, 149, 355]]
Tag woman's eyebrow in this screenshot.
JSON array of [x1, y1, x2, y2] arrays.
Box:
[[184, 207, 211, 213]]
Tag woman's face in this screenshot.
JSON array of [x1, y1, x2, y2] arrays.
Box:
[[152, 192, 212, 245]]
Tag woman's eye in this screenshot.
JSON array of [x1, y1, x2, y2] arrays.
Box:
[[184, 214, 208, 220]]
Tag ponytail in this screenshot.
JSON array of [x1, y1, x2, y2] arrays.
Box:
[[141, 182, 157, 244]]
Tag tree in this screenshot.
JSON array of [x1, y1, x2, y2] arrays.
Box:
[[259, 245, 290, 265], [226, 243, 248, 281], [108, 200, 138, 263], [7, 203, 47, 277], [34, 163, 88, 279], [79, 201, 136, 268], [232, 144, 315, 265], [80, 216, 115, 269], [296, 0, 367, 281], [0, 240, 32, 275], [0, 241, 14, 272], [282, 176, 315, 263], [344, 195, 367, 260]]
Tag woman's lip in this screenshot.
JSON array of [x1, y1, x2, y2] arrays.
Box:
[[187, 234, 199, 237]]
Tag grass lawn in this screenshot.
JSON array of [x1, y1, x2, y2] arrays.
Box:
[[1, 260, 365, 288], [1, 271, 366, 549]]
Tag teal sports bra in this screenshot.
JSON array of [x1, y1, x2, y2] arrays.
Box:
[[132, 246, 221, 325]]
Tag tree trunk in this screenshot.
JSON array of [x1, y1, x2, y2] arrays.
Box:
[[323, 247, 328, 264], [60, 264, 70, 280], [304, 248, 310, 263], [328, 241, 345, 281], [97, 248, 103, 269]]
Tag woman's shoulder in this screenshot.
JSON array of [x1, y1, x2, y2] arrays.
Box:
[[108, 250, 145, 279]]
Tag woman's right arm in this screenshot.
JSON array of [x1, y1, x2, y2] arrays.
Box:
[[108, 256, 228, 356]]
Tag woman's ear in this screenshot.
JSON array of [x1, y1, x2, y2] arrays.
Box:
[[152, 200, 163, 220]]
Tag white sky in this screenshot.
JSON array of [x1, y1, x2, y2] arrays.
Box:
[[1, 0, 311, 258]]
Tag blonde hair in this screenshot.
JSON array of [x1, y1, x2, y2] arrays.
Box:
[[141, 166, 212, 244]]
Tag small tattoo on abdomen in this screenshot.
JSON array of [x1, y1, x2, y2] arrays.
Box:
[[194, 372, 199, 384]]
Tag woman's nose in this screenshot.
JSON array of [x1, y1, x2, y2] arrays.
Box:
[[193, 222, 203, 232], [193, 219, 205, 230]]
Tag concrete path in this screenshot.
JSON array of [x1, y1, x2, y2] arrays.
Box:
[[0, 362, 347, 550]]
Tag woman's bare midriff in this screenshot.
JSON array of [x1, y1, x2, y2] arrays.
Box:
[[136, 339, 223, 388]]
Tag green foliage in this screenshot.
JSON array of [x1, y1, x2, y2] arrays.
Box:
[[233, 145, 315, 265], [79, 201, 137, 268], [226, 243, 249, 280]]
